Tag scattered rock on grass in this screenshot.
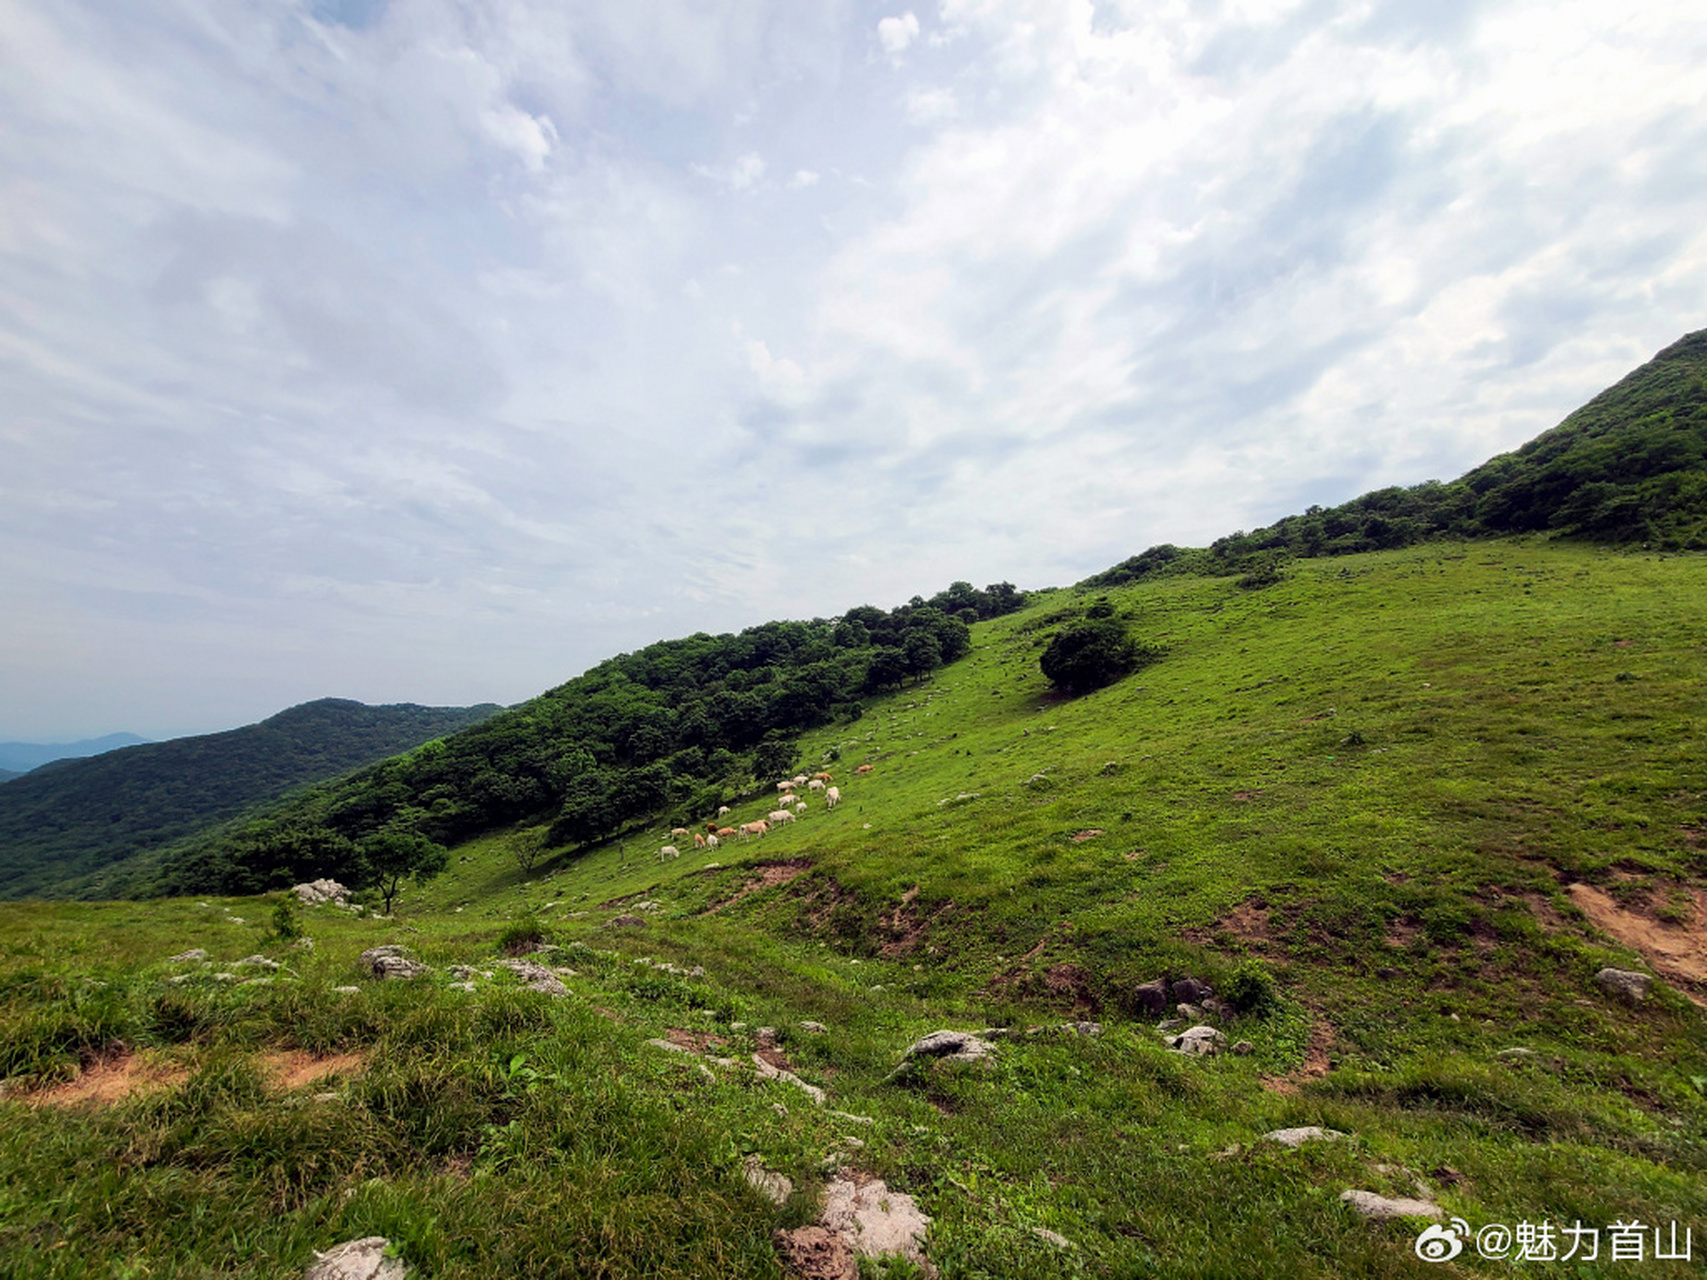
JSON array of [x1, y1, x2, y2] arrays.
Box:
[[1166, 1026, 1226, 1056], [819, 1174, 935, 1276], [498, 958, 569, 997], [292, 879, 351, 908], [608, 914, 648, 929], [754, 1054, 826, 1105], [1594, 968, 1652, 1005], [772, 1225, 856, 1280], [1339, 1190, 1443, 1220], [743, 1155, 794, 1205], [303, 1236, 404, 1280], [1032, 1228, 1072, 1249], [167, 949, 208, 963], [359, 947, 428, 981], [236, 955, 281, 971], [1262, 1126, 1346, 1148]]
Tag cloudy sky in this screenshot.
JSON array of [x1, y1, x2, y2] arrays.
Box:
[[3, 0, 1704, 741]]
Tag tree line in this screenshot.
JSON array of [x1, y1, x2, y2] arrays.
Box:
[[139, 583, 1025, 898]]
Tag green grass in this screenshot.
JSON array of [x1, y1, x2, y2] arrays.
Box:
[[3, 540, 1705, 1277]]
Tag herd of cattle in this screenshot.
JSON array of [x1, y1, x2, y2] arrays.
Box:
[[655, 764, 874, 860]]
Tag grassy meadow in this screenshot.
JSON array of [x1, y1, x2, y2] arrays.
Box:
[[2, 539, 1705, 1278]]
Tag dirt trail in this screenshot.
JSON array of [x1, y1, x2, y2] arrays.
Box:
[[1568, 883, 1707, 1004]]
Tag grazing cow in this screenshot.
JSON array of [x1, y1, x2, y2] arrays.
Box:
[[813, 772, 833, 783], [716, 827, 738, 839], [670, 827, 691, 840], [792, 775, 809, 787], [856, 764, 874, 775], [777, 781, 795, 793], [795, 802, 807, 814], [739, 821, 769, 842], [767, 809, 796, 825], [808, 778, 826, 792], [657, 845, 680, 861], [706, 834, 720, 849], [693, 833, 706, 848], [717, 805, 731, 817], [826, 786, 840, 809]]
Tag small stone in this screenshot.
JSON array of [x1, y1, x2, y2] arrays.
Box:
[[1339, 1190, 1443, 1221], [1232, 1040, 1255, 1055], [608, 914, 648, 929], [800, 1021, 828, 1034], [167, 949, 208, 963], [1032, 1228, 1071, 1248], [332, 986, 360, 994], [1497, 1047, 1538, 1061], [236, 955, 281, 970]]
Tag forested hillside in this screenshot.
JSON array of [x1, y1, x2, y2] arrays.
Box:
[[0, 700, 501, 899], [118, 583, 1026, 899], [1087, 328, 1707, 587], [0, 733, 149, 775]]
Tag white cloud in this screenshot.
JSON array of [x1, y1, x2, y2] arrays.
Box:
[[3, 0, 1706, 738], [878, 12, 921, 57], [692, 151, 767, 190]]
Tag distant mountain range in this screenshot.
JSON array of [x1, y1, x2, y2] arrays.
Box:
[[0, 733, 150, 776], [0, 698, 500, 898]]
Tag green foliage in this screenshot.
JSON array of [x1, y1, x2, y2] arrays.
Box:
[[496, 916, 549, 956], [361, 828, 449, 914], [1039, 616, 1160, 693], [0, 699, 497, 900], [1221, 958, 1277, 1015], [269, 894, 302, 942]]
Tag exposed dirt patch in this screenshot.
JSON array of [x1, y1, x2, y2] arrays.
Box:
[[1384, 918, 1421, 949], [1681, 826, 1705, 849], [774, 1225, 857, 1280], [1521, 893, 1569, 931], [878, 894, 958, 958], [703, 859, 813, 915], [1183, 897, 1279, 954], [755, 1047, 797, 1073], [1069, 828, 1105, 842], [1231, 790, 1263, 802], [1567, 882, 1707, 1003], [439, 1153, 475, 1181], [23, 1050, 191, 1107], [1260, 1013, 1337, 1096], [261, 1050, 367, 1090], [1042, 962, 1101, 1013], [665, 1028, 726, 1054]]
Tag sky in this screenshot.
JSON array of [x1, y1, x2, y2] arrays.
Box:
[[3, 0, 1705, 742]]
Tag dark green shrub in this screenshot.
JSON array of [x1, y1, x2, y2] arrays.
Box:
[[1040, 618, 1161, 693], [1223, 958, 1278, 1016]]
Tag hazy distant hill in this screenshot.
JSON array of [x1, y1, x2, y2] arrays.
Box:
[[0, 733, 150, 776], [0, 699, 500, 898], [0, 769, 19, 784]]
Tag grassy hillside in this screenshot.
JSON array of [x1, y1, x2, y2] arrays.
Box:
[[3, 540, 1702, 1278], [1088, 328, 1707, 588], [0, 700, 501, 900]]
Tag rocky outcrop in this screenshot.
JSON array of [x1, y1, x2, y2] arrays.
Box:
[[1339, 1190, 1443, 1220], [292, 879, 351, 907], [359, 946, 428, 980]]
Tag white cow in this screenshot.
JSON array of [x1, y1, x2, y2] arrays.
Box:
[[706, 834, 720, 849], [767, 809, 796, 825], [717, 805, 732, 817], [826, 786, 840, 809], [657, 845, 680, 862], [795, 802, 807, 814], [808, 778, 826, 792]]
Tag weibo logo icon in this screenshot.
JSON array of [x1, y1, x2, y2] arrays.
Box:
[[1415, 1219, 1471, 1262]]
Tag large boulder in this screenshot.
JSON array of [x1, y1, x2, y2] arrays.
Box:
[[498, 958, 569, 997], [1133, 979, 1169, 1016], [1171, 976, 1213, 1005], [1594, 967, 1652, 1005], [293, 879, 351, 907]]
